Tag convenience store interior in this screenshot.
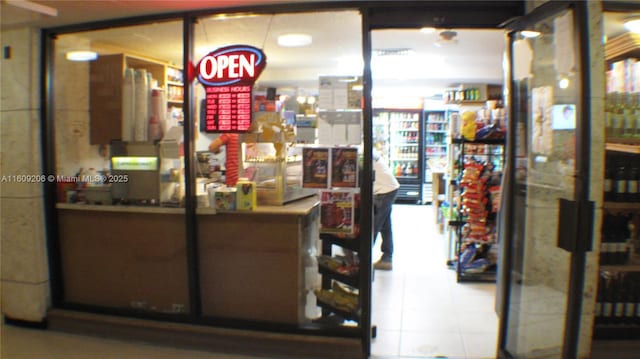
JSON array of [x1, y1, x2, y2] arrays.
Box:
[[3, 2, 640, 358]]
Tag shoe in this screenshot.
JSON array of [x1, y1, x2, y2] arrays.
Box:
[[373, 258, 392, 271]]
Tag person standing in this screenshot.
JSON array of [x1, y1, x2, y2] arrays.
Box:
[[373, 150, 400, 270], [208, 133, 240, 187]]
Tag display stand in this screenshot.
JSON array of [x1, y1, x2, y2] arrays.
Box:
[[593, 143, 640, 340], [313, 233, 362, 331], [593, 32, 640, 340], [449, 138, 504, 283]]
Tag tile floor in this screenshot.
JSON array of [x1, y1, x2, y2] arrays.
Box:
[[1, 204, 498, 359], [370, 204, 498, 359]]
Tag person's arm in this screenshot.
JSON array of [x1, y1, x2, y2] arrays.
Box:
[[208, 134, 228, 154]]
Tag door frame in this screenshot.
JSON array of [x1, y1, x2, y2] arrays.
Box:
[[498, 1, 593, 358], [362, 2, 523, 356]]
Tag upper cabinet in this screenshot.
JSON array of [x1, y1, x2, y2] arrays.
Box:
[[89, 54, 182, 145]]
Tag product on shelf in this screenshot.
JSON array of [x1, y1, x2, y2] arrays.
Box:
[[314, 282, 359, 314], [317, 254, 359, 276]]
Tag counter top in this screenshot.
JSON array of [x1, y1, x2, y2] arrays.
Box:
[[56, 195, 319, 216], [56, 203, 185, 214], [197, 195, 319, 216]]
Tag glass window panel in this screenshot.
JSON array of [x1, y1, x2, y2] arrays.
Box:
[[52, 20, 188, 314], [193, 10, 363, 326]]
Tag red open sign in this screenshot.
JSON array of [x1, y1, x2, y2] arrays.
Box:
[[196, 45, 267, 133]]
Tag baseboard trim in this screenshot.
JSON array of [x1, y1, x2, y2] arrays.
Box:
[[47, 309, 362, 359], [3, 315, 48, 329]]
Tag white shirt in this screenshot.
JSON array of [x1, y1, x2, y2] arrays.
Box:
[[373, 152, 400, 195]]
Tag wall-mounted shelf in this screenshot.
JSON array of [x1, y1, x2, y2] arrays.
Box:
[[605, 142, 640, 154]]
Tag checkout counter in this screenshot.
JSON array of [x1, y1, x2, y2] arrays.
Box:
[[56, 125, 321, 325]]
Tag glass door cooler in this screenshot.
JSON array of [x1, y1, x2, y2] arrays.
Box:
[[373, 109, 423, 203]]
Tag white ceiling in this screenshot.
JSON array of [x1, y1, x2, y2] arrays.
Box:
[[2, 1, 639, 98]]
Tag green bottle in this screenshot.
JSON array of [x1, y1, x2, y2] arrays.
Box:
[[623, 92, 635, 138]]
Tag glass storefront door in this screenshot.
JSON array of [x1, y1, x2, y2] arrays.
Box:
[[499, 2, 593, 358]]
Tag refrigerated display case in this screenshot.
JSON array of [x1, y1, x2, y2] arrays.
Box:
[[373, 109, 423, 203], [423, 108, 457, 203]]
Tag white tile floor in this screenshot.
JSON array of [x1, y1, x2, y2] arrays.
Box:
[[370, 204, 498, 359], [1, 204, 498, 359]]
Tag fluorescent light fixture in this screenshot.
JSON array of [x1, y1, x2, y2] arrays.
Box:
[[66, 51, 98, 61], [277, 33, 312, 47], [624, 18, 640, 34], [6, 0, 58, 17], [420, 27, 436, 34], [521, 30, 541, 38]]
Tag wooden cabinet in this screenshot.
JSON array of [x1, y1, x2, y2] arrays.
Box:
[[89, 54, 181, 145]]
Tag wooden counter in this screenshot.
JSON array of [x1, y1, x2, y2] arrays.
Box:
[[56, 197, 320, 325], [197, 197, 319, 324]]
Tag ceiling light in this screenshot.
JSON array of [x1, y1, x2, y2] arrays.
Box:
[[435, 30, 458, 47], [277, 33, 312, 47], [296, 96, 306, 104], [66, 51, 98, 61], [521, 30, 541, 38], [558, 77, 570, 89], [624, 18, 640, 34], [420, 27, 436, 34]]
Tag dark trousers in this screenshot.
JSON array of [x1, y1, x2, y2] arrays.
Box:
[[373, 189, 398, 260]]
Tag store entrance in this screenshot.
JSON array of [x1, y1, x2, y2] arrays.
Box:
[[369, 27, 505, 357]]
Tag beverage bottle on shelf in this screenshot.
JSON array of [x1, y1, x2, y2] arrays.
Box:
[[395, 163, 402, 177], [613, 92, 626, 138], [405, 163, 413, 176], [614, 166, 628, 202], [401, 163, 407, 177], [604, 161, 614, 202], [602, 275, 614, 324], [595, 272, 604, 325], [600, 230, 610, 266], [624, 276, 635, 325], [633, 92, 640, 139], [635, 279, 640, 325], [605, 94, 614, 139], [629, 165, 640, 202], [624, 92, 635, 138], [613, 273, 625, 324]]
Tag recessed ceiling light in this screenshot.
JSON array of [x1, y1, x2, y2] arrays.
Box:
[[66, 51, 98, 61], [624, 18, 640, 34], [420, 27, 436, 34], [558, 77, 570, 89], [521, 30, 541, 38], [277, 33, 312, 47]]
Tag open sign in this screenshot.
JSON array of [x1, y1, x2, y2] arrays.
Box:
[[196, 45, 267, 133], [197, 45, 266, 86]]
